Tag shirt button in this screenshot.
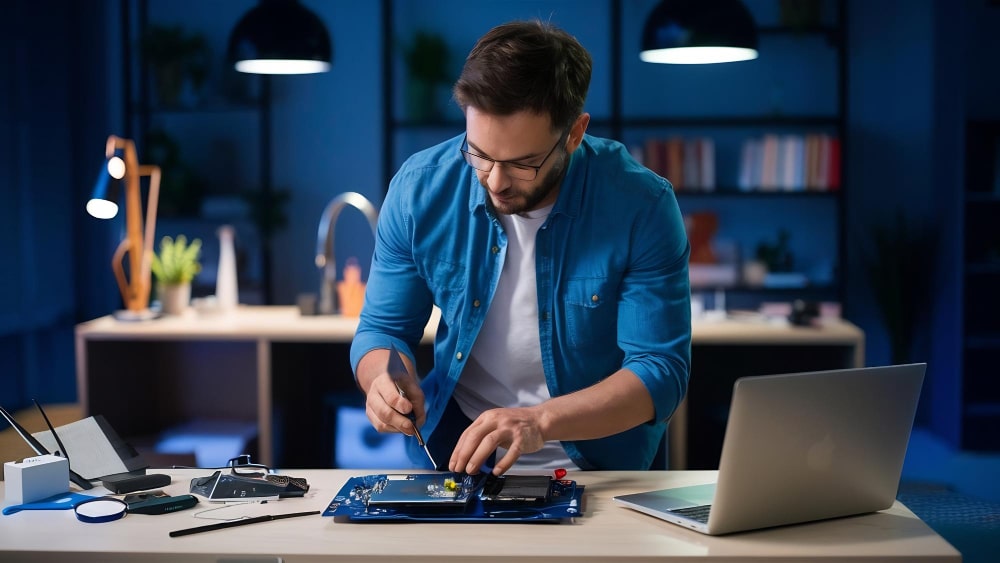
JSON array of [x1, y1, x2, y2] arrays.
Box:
[[473, 299, 481, 308], [491, 246, 499, 254], [591, 294, 599, 303], [456, 352, 464, 360]]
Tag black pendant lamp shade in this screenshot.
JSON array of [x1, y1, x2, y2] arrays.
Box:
[[640, 0, 758, 64], [228, 0, 332, 74]]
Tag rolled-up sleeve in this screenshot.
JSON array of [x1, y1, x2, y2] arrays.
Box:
[[350, 168, 435, 374], [618, 185, 691, 424]]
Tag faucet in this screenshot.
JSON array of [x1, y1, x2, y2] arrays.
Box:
[[315, 192, 379, 315]]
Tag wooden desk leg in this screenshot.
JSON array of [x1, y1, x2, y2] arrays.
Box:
[[669, 398, 688, 470], [74, 329, 89, 416], [257, 338, 272, 467]]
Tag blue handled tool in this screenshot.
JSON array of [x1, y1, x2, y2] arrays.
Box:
[[2, 492, 94, 516]]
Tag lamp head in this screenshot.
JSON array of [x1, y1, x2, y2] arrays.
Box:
[[87, 151, 125, 219], [640, 0, 758, 64], [228, 0, 332, 75]]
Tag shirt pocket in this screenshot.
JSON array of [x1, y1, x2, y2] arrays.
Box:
[[423, 259, 467, 324], [562, 276, 616, 349]]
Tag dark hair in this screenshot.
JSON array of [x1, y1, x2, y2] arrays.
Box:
[[453, 20, 592, 132]]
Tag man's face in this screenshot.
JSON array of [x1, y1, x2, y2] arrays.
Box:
[[464, 107, 569, 215]]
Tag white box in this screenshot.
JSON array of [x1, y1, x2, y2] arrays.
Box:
[[4, 454, 69, 505]]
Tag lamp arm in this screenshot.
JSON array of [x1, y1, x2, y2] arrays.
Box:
[[138, 165, 161, 307], [111, 239, 131, 304], [102, 135, 160, 313], [105, 135, 119, 159]]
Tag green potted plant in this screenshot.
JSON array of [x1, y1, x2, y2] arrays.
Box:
[[401, 30, 451, 121], [151, 235, 202, 315], [754, 229, 795, 271], [140, 24, 210, 107]]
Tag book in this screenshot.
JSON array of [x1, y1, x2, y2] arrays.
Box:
[[760, 134, 780, 190], [700, 137, 716, 191], [683, 138, 701, 190], [828, 136, 841, 191], [666, 137, 685, 189]]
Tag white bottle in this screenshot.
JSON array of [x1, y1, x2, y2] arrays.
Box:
[[216, 225, 239, 312]]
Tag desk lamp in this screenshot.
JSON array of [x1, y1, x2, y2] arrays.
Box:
[[640, 0, 758, 64], [87, 135, 161, 320]]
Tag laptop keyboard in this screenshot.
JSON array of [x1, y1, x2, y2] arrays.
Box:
[[669, 504, 712, 523]]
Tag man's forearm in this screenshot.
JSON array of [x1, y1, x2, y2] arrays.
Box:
[[355, 349, 389, 395], [535, 369, 656, 442], [355, 347, 419, 395]]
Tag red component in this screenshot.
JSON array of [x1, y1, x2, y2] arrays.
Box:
[[553, 468, 567, 480]]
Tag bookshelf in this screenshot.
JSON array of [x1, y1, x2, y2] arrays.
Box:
[[961, 120, 1000, 450], [382, 0, 847, 310]]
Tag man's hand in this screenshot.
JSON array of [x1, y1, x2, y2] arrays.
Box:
[[365, 373, 427, 438], [448, 370, 658, 475], [357, 349, 426, 438], [449, 406, 547, 476]]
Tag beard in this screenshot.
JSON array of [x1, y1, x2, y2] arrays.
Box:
[[484, 150, 568, 216]]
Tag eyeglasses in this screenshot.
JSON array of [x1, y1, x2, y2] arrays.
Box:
[[460, 132, 566, 181]]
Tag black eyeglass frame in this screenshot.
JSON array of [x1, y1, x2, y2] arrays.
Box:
[[459, 131, 568, 181]]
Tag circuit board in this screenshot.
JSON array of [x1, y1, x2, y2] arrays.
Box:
[[323, 473, 584, 523]]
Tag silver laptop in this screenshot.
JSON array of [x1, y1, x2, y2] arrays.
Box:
[[614, 363, 925, 535]]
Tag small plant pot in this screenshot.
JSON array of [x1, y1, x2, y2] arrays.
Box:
[[160, 283, 191, 316], [743, 260, 768, 287]]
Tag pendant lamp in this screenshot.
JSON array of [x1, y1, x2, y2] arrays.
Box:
[[228, 0, 332, 74], [640, 0, 758, 64]]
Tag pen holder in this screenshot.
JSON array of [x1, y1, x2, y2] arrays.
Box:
[[4, 454, 69, 505]]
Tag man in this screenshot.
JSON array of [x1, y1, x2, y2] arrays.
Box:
[[351, 20, 690, 476]]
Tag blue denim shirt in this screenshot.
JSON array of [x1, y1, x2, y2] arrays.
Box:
[[351, 133, 691, 470]]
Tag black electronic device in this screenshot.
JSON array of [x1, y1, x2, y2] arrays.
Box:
[[480, 474, 553, 503], [190, 470, 309, 500], [788, 299, 820, 326], [102, 472, 171, 494], [126, 494, 199, 515]]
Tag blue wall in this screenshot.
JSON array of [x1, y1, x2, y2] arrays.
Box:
[[3, 0, 997, 450]]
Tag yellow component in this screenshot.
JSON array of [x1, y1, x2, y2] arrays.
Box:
[[443, 478, 457, 491]]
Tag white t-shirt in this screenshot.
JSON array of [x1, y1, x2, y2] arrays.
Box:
[[454, 204, 579, 470]]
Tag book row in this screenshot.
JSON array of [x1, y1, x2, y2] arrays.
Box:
[[740, 134, 841, 192], [630, 133, 841, 192]]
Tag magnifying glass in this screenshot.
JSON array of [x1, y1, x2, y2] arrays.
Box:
[[74, 497, 128, 523]]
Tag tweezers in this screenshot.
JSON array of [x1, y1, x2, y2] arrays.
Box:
[[387, 344, 438, 469]]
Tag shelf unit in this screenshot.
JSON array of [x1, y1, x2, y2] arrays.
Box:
[[122, 0, 273, 305], [382, 0, 847, 310], [961, 120, 1000, 450]]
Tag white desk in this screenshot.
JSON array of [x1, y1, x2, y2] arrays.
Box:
[[75, 307, 864, 468], [0, 469, 958, 562]]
